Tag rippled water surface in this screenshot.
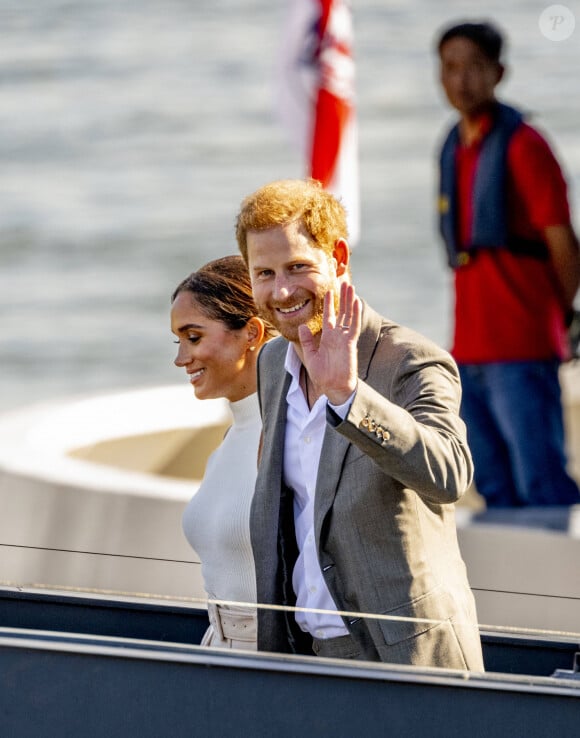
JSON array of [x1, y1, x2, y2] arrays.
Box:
[[1, 0, 579, 412]]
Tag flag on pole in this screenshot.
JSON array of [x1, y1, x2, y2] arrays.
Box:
[[276, 0, 360, 245]]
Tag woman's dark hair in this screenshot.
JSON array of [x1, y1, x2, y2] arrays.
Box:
[[437, 21, 504, 63], [172, 255, 276, 339]]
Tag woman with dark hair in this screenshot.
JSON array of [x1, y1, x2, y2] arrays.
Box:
[[171, 255, 275, 650]]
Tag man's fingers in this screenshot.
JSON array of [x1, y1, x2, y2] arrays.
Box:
[[337, 284, 359, 332]]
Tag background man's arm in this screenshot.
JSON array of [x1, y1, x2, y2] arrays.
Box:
[[544, 223, 580, 312]]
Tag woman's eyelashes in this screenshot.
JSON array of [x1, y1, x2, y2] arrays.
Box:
[[173, 334, 201, 345]]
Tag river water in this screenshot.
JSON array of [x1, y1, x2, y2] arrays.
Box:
[[1, 0, 579, 413]]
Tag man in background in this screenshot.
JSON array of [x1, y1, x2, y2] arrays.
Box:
[[435, 20, 580, 507]]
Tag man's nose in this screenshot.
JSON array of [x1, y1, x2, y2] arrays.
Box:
[[273, 274, 291, 300], [455, 68, 470, 87]]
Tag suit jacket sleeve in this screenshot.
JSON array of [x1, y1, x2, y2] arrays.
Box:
[[328, 321, 473, 505]]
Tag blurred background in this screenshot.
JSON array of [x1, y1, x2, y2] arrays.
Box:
[[1, 0, 579, 414]]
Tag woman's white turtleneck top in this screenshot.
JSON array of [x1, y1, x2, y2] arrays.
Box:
[[182, 392, 260, 604]]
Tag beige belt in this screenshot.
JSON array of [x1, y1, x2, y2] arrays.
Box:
[[207, 602, 257, 642]]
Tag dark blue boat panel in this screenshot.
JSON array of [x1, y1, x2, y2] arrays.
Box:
[[0, 588, 579, 677], [481, 632, 580, 675], [0, 588, 208, 644], [0, 632, 578, 738]]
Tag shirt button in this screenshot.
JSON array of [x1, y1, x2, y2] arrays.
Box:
[[304, 436, 311, 444], [315, 629, 325, 638], [309, 585, 317, 594]]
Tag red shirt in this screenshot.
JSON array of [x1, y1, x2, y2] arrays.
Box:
[[451, 117, 571, 363]]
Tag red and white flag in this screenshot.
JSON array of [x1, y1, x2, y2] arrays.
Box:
[[276, 0, 360, 245]]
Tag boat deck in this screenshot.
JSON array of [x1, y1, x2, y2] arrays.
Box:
[[0, 587, 579, 738]]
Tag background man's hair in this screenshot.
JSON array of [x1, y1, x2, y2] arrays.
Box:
[[436, 21, 504, 63]]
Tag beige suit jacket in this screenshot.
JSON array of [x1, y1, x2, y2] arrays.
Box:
[[251, 301, 484, 670]]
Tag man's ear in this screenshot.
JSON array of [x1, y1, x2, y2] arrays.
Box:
[[333, 238, 350, 276], [496, 62, 506, 85]]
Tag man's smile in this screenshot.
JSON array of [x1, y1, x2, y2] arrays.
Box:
[[278, 300, 309, 314]]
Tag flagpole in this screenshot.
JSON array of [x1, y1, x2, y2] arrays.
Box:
[[275, 0, 360, 246]]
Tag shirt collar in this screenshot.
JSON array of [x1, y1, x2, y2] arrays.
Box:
[[284, 342, 303, 384]]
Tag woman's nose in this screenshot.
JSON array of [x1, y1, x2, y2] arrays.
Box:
[[174, 343, 189, 367]]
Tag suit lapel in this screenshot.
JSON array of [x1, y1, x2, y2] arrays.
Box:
[[314, 425, 350, 539], [253, 340, 291, 599], [314, 302, 383, 533], [356, 301, 383, 382]]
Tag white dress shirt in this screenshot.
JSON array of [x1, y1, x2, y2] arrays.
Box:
[[283, 344, 351, 639]]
